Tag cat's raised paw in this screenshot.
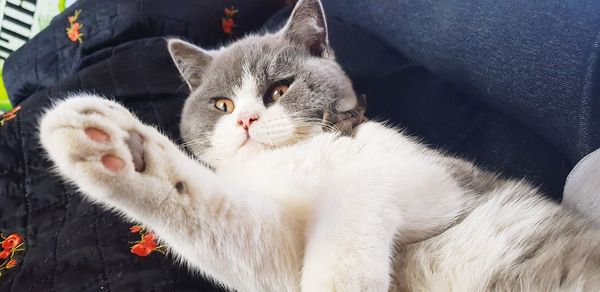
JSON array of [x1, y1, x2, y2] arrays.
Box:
[[39, 95, 182, 201]]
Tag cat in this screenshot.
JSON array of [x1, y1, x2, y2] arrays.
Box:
[[39, 0, 600, 291]]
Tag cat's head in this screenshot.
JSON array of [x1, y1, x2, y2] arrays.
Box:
[[169, 0, 362, 167]]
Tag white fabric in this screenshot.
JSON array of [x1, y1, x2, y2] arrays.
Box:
[[563, 148, 600, 225]]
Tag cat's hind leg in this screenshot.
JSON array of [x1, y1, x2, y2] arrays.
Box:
[[300, 129, 469, 292], [40, 95, 302, 292]]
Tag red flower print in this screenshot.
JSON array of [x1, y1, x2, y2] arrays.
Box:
[[130, 225, 142, 233], [5, 259, 17, 269], [128, 225, 165, 257], [0, 232, 25, 278], [131, 243, 154, 257], [67, 30, 82, 42], [222, 6, 239, 35], [0, 105, 21, 126], [141, 232, 156, 244], [145, 240, 157, 250], [2, 233, 22, 250], [224, 7, 238, 18], [66, 9, 84, 43], [68, 10, 80, 24], [222, 18, 235, 35]]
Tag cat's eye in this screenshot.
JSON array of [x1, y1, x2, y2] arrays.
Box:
[[270, 84, 289, 102], [213, 98, 235, 114], [264, 80, 293, 106]]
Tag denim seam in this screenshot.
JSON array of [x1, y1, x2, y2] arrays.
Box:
[[577, 30, 600, 159]]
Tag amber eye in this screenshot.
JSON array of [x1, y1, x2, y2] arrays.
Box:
[[213, 98, 235, 113], [270, 84, 289, 102]]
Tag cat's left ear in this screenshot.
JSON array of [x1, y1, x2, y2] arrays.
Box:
[[168, 39, 214, 90], [281, 0, 330, 58]]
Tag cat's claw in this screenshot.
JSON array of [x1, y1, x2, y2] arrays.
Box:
[[124, 129, 146, 172]]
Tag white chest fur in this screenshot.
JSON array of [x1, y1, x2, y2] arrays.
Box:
[[216, 122, 463, 227]]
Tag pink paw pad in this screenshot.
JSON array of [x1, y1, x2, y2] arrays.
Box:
[[101, 155, 125, 171], [85, 127, 110, 143]]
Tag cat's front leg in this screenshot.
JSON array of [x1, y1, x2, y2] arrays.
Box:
[[301, 187, 396, 292], [40, 96, 302, 292]]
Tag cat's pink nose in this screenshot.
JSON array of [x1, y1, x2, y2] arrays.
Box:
[[237, 113, 259, 130]]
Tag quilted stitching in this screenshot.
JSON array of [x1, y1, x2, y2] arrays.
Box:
[[0, 0, 286, 290]]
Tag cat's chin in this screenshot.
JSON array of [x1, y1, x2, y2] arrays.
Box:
[[239, 138, 264, 149], [236, 137, 269, 154]]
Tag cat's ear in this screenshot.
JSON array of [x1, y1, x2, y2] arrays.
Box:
[[322, 94, 368, 136], [281, 0, 330, 58], [168, 39, 214, 90]]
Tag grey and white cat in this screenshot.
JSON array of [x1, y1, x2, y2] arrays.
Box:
[[39, 0, 600, 291]]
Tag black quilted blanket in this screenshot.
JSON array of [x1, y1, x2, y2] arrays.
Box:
[[0, 0, 576, 290]]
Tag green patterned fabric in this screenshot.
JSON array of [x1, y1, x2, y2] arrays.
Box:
[[0, 68, 8, 112]]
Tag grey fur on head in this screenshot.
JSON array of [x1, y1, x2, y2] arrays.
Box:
[[168, 0, 365, 164]]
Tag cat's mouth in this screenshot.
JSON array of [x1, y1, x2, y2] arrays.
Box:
[[239, 133, 264, 149], [240, 136, 253, 147]]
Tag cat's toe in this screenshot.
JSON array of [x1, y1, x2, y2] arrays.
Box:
[[85, 127, 111, 143], [82, 127, 129, 172], [100, 154, 126, 171]]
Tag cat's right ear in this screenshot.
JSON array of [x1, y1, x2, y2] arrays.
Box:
[[167, 39, 213, 90]]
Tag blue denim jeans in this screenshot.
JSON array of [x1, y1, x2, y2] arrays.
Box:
[[324, 0, 600, 165]]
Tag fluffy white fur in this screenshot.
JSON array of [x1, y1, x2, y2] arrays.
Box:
[[40, 95, 600, 291], [39, 93, 469, 291]]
